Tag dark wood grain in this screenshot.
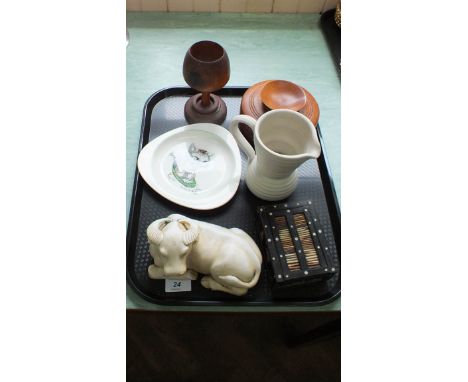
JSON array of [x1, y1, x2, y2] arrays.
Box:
[[183, 40, 230, 124], [127, 311, 340, 382]]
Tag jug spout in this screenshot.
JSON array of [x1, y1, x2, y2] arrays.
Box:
[[254, 154, 307, 180], [275, 147, 321, 176], [306, 144, 322, 160], [302, 153, 317, 161], [295, 149, 321, 166], [290, 154, 313, 171]]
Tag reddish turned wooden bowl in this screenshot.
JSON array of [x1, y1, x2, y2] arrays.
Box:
[[240, 80, 320, 146], [260, 80, 307, 111]]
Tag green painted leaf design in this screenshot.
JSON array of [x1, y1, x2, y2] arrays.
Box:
[[170, 153, 197, 188]]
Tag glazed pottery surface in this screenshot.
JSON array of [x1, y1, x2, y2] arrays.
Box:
[[147, 214, 262, 296], [137, 123, 241, 210], [230, 109, 321, 201]]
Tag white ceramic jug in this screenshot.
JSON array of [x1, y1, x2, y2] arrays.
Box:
[[229, 109, 321, 201]]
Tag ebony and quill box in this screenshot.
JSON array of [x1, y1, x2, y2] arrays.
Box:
[[257, 200, 338, 291]]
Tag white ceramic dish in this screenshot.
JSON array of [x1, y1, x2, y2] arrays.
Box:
[[137, 123, 242, 210]]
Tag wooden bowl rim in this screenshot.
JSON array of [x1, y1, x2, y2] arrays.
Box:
[[260, 80, 307, 111]]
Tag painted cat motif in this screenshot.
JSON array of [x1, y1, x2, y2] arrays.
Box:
[[188, 143, 213, 162]]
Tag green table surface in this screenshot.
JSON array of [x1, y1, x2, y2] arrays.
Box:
[[126, 12, 341, 312]]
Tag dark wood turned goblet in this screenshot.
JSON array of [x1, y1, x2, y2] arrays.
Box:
[[183, 41, 230, 125]]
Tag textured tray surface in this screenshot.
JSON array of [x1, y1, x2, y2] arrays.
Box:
[[127, 88, 340, 305]]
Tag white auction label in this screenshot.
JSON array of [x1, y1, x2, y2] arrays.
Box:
[[165, 279, 192, 292]]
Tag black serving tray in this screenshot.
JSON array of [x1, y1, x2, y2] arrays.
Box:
[[320, 9, 341, 74], [127, 87, 341, 306]]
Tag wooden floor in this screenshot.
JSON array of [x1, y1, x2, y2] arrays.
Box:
[[127, 311, 340, 382]]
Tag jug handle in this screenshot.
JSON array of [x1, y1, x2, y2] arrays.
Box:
[[229, 115, 257, 163]]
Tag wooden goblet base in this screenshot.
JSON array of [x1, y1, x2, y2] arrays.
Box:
[[184, 93, 227, 125]]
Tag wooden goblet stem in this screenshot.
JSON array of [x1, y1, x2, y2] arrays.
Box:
[[201, 92, 211, 107]]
